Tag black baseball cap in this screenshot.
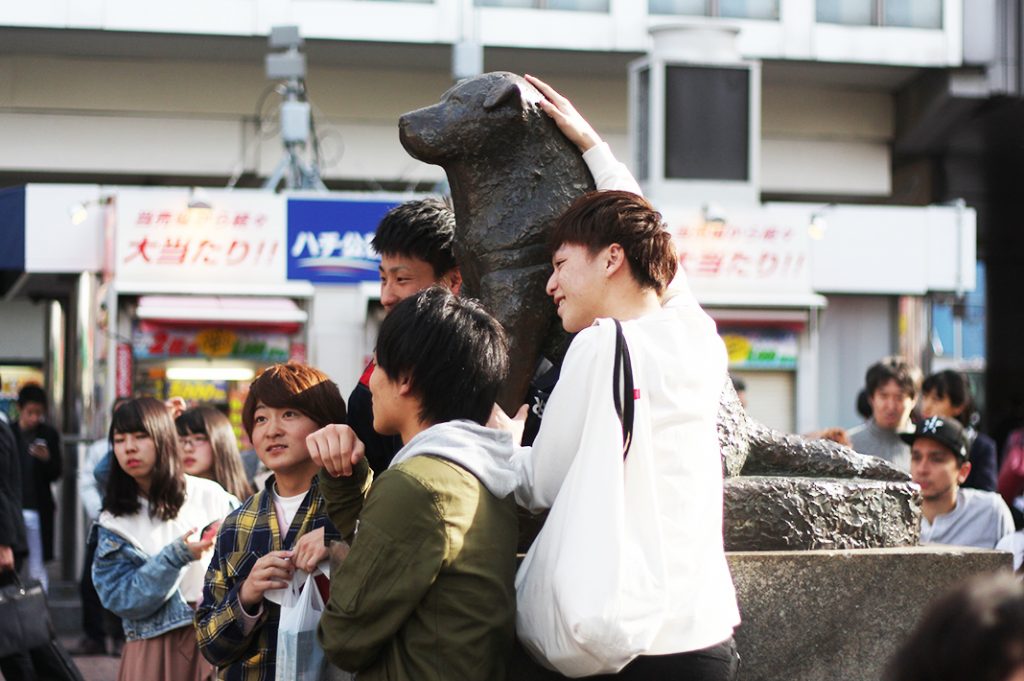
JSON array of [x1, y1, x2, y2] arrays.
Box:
[[900, 415, 969, 461]]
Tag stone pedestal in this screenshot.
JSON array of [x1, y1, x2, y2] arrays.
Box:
[[728, 546, 1012, 681]]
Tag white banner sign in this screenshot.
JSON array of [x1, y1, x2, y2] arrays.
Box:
[[114, 189, 287, 286], [663, 205, 815, 299]]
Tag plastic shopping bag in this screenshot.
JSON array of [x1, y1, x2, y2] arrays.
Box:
[[515, 320, 667, 677], [276, 571, 328, 681]]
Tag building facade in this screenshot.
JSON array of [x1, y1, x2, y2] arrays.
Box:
[[0, 0, 1000, 463]]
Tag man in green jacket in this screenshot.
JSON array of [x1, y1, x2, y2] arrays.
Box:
[[307, 287, 519, 681]]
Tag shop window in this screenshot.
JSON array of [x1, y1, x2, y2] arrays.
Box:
[[475, 0, 610, 10], [664, 65, 750, 181], [816, 0, 942, 28], [649, 0, 779, 20]]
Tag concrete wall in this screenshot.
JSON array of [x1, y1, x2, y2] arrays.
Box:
[[762, 85, 893, 197], [817, 295, 896, 430], [0, 0, 964, 66], [0, 300, 47, 361]]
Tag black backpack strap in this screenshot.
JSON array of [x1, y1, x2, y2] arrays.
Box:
[[612, 320, 635, 460]]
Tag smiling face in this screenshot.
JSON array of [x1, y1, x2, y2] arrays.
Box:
[[910, 437, 970, 502], [546, 243, 610, 333], [250, 402, 321, 476], [178, 431, 214, 479], [379, 254, 440, 314], [112, 430, 158, 493]]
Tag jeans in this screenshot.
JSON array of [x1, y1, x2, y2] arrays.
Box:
[[20, 510, 46, 592]]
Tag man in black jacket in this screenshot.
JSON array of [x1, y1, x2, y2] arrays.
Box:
[[0, 412, 27, 581], [0, 386, 82, 680], [10, 383, 62, 591]]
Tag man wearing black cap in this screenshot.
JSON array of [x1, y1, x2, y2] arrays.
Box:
[[906, 415, 1014, 549]]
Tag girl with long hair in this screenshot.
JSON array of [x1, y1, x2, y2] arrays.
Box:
[[176, 405, 254, 502], [92, 397, 238, 681]]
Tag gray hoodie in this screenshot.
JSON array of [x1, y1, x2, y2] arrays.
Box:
[[388, 419, 519, 499]]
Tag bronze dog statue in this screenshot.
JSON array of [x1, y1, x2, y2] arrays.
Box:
[[400, 72, 589, 412], [400, 72, 918, 550]]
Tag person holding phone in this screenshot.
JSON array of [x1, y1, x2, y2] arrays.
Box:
[[92, 398, 238, 681], [10, 383, 61, 591]]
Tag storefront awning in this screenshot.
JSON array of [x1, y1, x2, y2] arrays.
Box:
[[696, 292, 828, 309], [135, 296, 307, 326]]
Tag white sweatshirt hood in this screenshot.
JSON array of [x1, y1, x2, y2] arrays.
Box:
[[388, 420, 518, 498]]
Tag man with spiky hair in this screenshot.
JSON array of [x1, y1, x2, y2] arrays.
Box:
[[350, 197, 462, 475]]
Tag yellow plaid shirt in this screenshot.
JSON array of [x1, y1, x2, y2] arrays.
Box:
[[194, 475, 339, 681]]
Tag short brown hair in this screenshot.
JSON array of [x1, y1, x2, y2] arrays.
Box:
[[549, 190, 677, 294], [241, 363, 346, 437]]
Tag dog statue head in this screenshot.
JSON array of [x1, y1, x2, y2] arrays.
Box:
[[400, 72, 548, 165]]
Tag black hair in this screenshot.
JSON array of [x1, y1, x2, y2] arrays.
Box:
[[375, 286, 509, 426], [730, 375, 747, 393], [922, 370, 974, 428], [883, 573, 1024, 681], [17, 383, 46, 408], [865, 356, 922, 400], [856, 389, 872, 419], [103, 397, 187, 521], [371, 198, 457, 278]]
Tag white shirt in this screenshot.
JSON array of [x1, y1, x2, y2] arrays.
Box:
[[514, 291, 740, 655], [272, 484, 306, 536], [996, 531, 1024, 571], [99, 475, 238, 602]]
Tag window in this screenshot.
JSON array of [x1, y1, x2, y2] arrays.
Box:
[[649, 0, 779, 20], [816, 0, 942, 28], [664, 65, 750, 181], [474, 0, 610, 10]]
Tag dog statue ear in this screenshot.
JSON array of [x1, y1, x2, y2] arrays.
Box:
[[483, 79, 524, 112]]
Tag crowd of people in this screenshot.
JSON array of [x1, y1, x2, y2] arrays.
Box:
[[0, 75, 1022, 681], [815, 356, 1024, 563]]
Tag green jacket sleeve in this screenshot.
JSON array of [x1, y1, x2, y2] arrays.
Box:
[[317, 467, 447, 672], [318, 459, 373, 541]]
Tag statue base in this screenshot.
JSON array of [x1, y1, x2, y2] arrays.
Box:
[[729, 546, 1011, 681]]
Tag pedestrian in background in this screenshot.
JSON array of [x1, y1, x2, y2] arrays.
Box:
[[919, 369, 997, 492], [847, 357, 921, 472], [176, 405, 254, 502], [10, 383, 61, 591], [72, 398, 128, 657]]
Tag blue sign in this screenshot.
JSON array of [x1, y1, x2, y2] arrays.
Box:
[[287, 198, 398, 283]]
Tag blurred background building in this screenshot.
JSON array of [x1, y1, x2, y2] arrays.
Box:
[[0, 0, 1016, 572]]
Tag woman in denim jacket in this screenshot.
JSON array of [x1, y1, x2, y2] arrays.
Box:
[[93, 398, 237, 681]]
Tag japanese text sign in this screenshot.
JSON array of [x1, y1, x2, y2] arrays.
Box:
[[114, 189, 287, 286], [663, 205, 814, 298], [287, 198, 399, 283]]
